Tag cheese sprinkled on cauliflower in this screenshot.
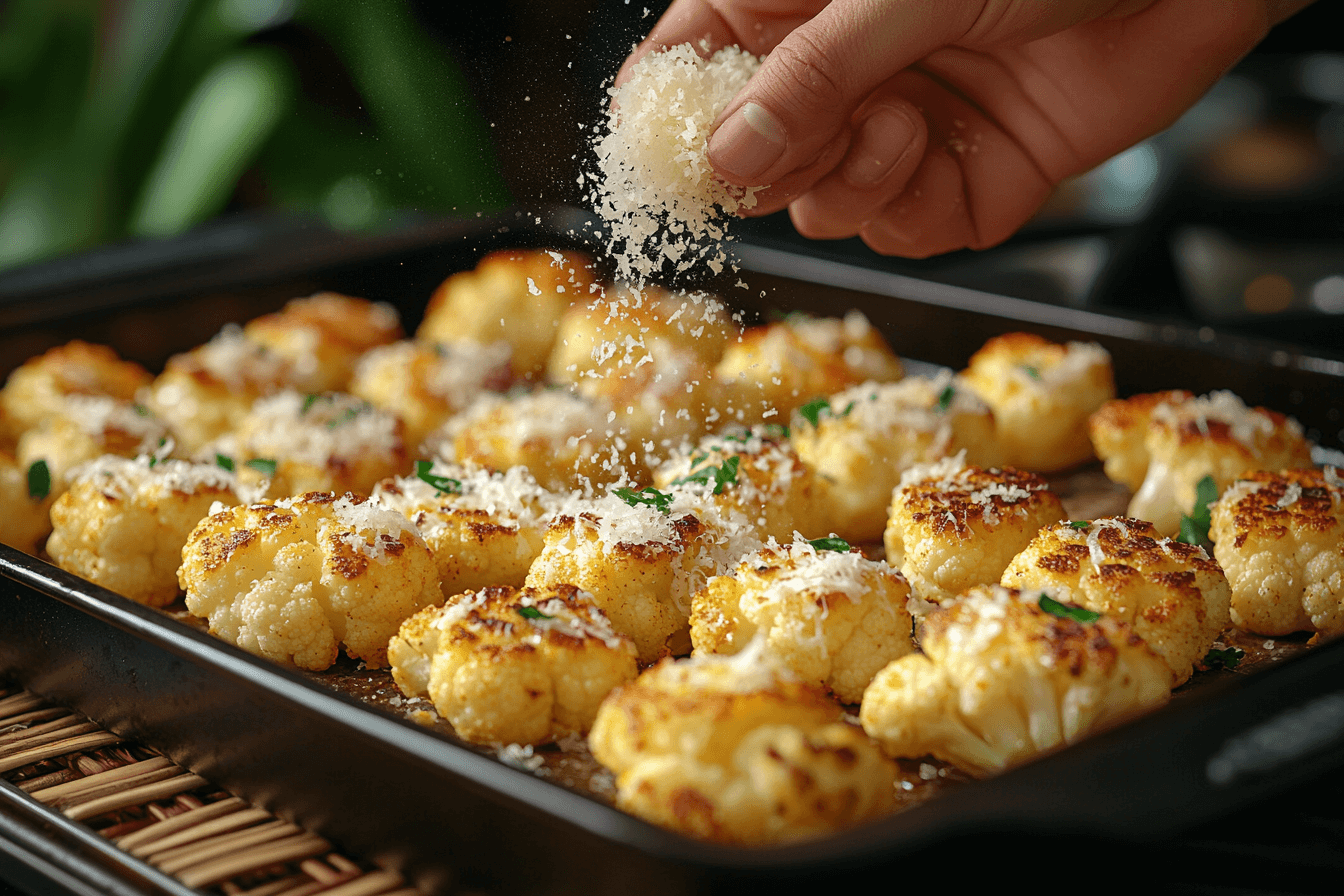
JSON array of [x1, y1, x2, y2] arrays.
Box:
[[1, 340, 151, 436], [0, 451, 55, 554], [860, 585, 1170, 776], [885, 456, 1066, 605], [389, 584, 637, 745], [589, 647, 897, 844], [691, 537, 915, 703], [1210, 468, 1344, 639], [179, 491, 439, 670], [1001, 517, 1230, 685], [243, 293, 402, 393], [16, 395, 171, 497]]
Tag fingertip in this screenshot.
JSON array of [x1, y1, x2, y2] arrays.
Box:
[[707, 102, 788, 185]]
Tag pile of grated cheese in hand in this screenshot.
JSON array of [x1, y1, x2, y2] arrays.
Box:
[[591, 43, 765, 283]]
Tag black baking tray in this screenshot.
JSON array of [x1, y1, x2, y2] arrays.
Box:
[[3, 209, 1344, 894]]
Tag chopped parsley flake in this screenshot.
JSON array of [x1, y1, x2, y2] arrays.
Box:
[[414, 460, 461, 496], [26, 460, 50, 500], [301, 393, 321, 414], [1022, 365, 1041, 380], [325, 406, 364, 428], [614, 486, 673, 514], [672, 455, 740, 495], [807, 536, 851, 552], [517, 606, 553, 620], [935, 385, 956, 413], [244, 458, 277, 478], [215, 454, 235, 472], [1202, 646, 1245, 670], [760, 423, 790, 439], [1177, 475, 1219, 545], [797, 397, 854, 428], [1068, 520, 1091, 529], [1038, 594, 1101, 624], [132, 402, 151, 416]]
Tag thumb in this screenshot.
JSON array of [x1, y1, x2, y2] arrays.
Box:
[[707, 0, 977, 186]]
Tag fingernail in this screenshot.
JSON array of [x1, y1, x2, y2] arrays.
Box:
[[844, 107, 916, 186], [708, 102, 786, 182]]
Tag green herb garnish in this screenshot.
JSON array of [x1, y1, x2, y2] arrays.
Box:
[[672, 455, 740, 495], [935, 385, 956, 413], [1177, 475, 1219, 545], [215, 454, 235, 472], [26, 460, 50, 500], [325, 406, 363, 428], [761, 423, 790, 440], [147, 436, 168, 468], [301, 393, 321, 414], [1038, 594, 1101, 624], [517, 606, 553, 620], [1022, 365, 1041, 380], [132, 402, 151, 416], [1068, 520, 1091, 529], [245, 458, 277, 478], [1202, 646, 1245, 670], [807, 536, 851, 552], [614, 486, 674, 514], [798, 397, 831, 428], [414, 460, 461, 496]]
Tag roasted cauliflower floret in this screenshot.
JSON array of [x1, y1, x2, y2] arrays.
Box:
[[389, 584, 638, 745], [791, 371, 999, 542], [589, 647, 897, 844], [146, 325, 300, 453], [860, 584, 1170, 776], [1210, 468, 1344, 639], [224, 391, 407, 497], [180, 491, 440, 670], [714, 311, 903, 424], [243, 293, 402, 393], [46, 454, 256, 607], [0, 451, 55, 554], [435, 389, 630, 491], [885, 456, 1066, 605], [1087, 390, 1192, 492], [350, 339, 513, 451], [960, 333, 1115, 472], [653, 427, 828, 542], [419, 249, 596, 379], [1089, 390, 1314, 535], [16, 395, 170, 496], [373, 461, 558, 598], [1001, 517, 1231, 685], [524, 493, 729, 663], [1, 340, 151, 436], [690, 538, 915, 703]]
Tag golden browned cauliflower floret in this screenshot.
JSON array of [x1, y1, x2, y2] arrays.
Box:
[[1089, 390, 1314, 535], [524, 493, 740, 663], [885, 456, 1066, 605], [1087, 390, 1193, 492], [145, 325, 299, 453], [435, 389, 631, 491], [388, 584, 638, 745], [714, 311, 903, 424], [690, 538, 915, 703], [653, 427, 828, 542], [1, 340, 151, 437], [16, 395, 171, 496], [45, 454, 258, 607], [547, 282, 736, 384], [243, 293, 402, 393], [349, 339, 514, 451], [373, 461, 558, 598], [791, 371, 999, 542], [222, 391, 407, 497], [589, 647, 897, 844], [1210, 468, 1344, 639], [860, 584, 1170, 776], [179, 491, 439, 670], [419, 249, 596, 379], [1001, 517, 1230, 685], [960, 333, 1115, 472], [0, 450, 55, 554]]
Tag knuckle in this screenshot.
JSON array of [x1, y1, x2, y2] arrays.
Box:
[[763, 31, 851, 121]]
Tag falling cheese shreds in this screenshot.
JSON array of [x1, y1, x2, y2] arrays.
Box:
[[593, 43, 765, 283]]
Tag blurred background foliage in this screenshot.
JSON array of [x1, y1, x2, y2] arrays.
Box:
[[0, 0, 519, 271]]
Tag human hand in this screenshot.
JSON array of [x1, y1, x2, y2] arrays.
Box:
[[621, 0, 1309, 257]]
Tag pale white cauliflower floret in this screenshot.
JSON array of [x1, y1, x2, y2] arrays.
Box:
[[1001, 517, 1231, 685], [960, 333, 1115, 472], [179, 491, 440, 670], [714, 311, 903, 425], [243, 292, 402, 393], [860, 584, 1170, 776], [1210, 468, 1344, 640], [372, 461, 559, 598], [1089, 390, 1314, 535], [885, 455, 1066, 605], [16, 395, 170, 496], [46, 454, 257, 606], [418, 249, 594, 379], [589, 646, 897, 844], [0, 451, 55, 554], [791, 371, 998, 542], [389, 583, 638, 746], [690, 537, 915, 703]]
